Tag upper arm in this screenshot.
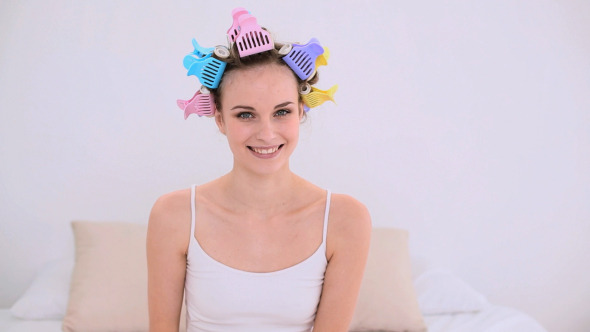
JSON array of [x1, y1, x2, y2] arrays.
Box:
[[313, 194, 372, 332], [146, 191, 191, 332]]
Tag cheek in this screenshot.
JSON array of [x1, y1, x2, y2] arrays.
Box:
[[224, 121, 257, 147], [281, 120, 301, 139], [224, 123, 246, 141]]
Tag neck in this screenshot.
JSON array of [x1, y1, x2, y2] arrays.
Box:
[[219, 166, 303, 214]]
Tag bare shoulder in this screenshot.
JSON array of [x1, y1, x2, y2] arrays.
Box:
[[147, 188, 193, 252], [327, 193, 372, 255], [147, 189, 192, 328], [150, 189, 192, 225], [313, 193, 371, 329], [330, 193, 372, 230]]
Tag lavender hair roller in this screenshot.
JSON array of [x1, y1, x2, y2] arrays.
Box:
[[280, 38, 324, 81]]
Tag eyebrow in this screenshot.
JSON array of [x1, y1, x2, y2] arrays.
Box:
[[230, 101, 294, 111], [274, 101, 294, 109]]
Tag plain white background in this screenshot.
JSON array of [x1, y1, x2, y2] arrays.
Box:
[[0, 1, 588, 331]]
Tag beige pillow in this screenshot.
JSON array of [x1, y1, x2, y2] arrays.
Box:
[[63, 221, 186, 332], [349, 228, 427, 332], [63, 222, 422, 331]]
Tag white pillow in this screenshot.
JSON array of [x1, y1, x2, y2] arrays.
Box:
[[413, 268, 489, 315], [10, 258, 73, 320]]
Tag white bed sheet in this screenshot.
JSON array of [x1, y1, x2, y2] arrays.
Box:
[[1, 306, 546, 332], [0, 309, 62, 332], [425, 304, 547, 332]]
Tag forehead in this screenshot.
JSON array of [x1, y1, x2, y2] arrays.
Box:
[[220, 64, 299, 107]]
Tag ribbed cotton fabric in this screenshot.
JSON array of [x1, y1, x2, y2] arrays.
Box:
[[185, 185, 330, 332]]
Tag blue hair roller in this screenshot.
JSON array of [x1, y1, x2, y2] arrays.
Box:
[[184, 39, 214, 69], [183, 39, 229, 89], [186, 54, 227, 89], [191, 39, 214, 58]]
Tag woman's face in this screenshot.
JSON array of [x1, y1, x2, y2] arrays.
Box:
[[215, 63, 302, 175]]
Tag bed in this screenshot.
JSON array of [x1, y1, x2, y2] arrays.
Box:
[[2, 223, 548, 332], [0, 306, 548, 332]]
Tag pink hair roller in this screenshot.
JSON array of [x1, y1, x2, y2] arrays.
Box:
[[234, 14, 274, 57], [227, 7, 249, 44], [177, 87, 217, 119]]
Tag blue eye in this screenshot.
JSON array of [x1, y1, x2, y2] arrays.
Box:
[[275, 109, 291, 117], [237, 112, 254, 119]]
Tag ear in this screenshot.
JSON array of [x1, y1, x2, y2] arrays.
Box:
[[215, 110, 226, 135], [298, 100, 305, 118]]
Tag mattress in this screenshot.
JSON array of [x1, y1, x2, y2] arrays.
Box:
[[0, 307, 547, 332], [424, 305, 547, 332], [0, 309, 62, 332]]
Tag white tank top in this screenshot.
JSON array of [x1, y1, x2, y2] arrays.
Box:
[[184, 185, 331, 332]]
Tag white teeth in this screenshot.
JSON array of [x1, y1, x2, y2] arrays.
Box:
[[252, 146, 279, 154]]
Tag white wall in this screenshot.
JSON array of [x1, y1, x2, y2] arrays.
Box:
[[1, 1, 588, 331]]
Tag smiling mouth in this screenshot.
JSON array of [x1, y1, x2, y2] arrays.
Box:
[[248, 144, 284, 155]]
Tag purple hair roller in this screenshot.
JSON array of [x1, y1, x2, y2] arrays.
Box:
[[280, 38, 324, 80]]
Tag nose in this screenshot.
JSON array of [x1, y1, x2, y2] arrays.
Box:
[[255, 118, 277, 141]]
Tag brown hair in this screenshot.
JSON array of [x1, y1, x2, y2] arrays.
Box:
[[211, 38, 319, 112]]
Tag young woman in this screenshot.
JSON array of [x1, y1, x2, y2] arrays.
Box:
[[147, 9, 371, 332]]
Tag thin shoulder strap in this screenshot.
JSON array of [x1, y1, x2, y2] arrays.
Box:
[[322, 190, 331, 244], [190, 184, 196, 240]]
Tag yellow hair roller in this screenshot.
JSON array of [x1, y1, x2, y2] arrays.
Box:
[[300, 84, 338, 109]]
